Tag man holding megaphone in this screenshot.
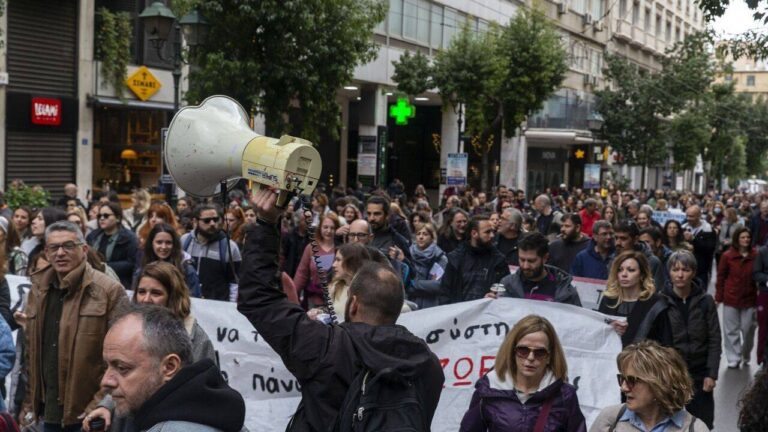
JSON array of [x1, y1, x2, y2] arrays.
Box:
[[238, 188, 444, 431]]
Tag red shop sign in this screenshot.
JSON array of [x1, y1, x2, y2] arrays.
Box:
[[30, 97, 62, 126]]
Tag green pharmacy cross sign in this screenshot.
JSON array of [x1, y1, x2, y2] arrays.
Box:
[[389, 98, 416, 125]]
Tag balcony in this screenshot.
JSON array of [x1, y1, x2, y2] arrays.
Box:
[[527, 89, 597, 131], [614, 18, 633, 42], [629, 25, 646, 47]]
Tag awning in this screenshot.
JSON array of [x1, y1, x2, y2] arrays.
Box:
[[87, 95, 175, 111]]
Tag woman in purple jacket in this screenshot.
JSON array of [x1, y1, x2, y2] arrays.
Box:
[[460, 315, 586, 432]]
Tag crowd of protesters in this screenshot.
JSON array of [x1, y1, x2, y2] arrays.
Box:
[[0, 177, 766, 431]]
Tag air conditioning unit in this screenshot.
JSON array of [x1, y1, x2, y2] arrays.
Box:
[[593, 20, 604, 32], [557, 3, 567, 15], [583, 13, 593, 26]]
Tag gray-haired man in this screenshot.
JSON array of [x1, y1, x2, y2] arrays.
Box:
[[20, 221, 127, 432]]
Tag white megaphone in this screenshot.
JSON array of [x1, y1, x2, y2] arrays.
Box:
[[165, 95, 322, 207]]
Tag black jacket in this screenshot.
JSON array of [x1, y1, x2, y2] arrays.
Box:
[[281, 229, 310, 278], [85, 227, 138, 289], [660, 281, 722, 379], [438, 243, 510, 305], [598, 293, 672, 348], [685, 223, 717, 283], [547, 236, 590, 273], [238, 222, 444, 432], [371, 225, 412, 259], [752, 245, 768, 293], [133, 359, 246, 432]]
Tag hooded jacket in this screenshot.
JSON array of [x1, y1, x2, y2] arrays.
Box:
[[438, 243, 510, 305], [180, 230, 241, 301], [660, 281, 721, 379], [134, 359, 245, 432], [499, 265, 582, 307], [237, 222, 444, 432], [460, 370, 586, 432]]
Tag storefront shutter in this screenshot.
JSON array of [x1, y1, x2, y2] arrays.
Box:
[[6, 132, 75, 196]]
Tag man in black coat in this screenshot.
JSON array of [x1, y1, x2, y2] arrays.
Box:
[[238, 189, 444, 432], [438, 214, 510, 304]]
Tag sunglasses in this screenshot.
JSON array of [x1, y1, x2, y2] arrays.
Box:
[[199, 217, 220, 224], [98, 213, 114, 220], [514, 346, 549, 360], [617, 374, 642, 390]]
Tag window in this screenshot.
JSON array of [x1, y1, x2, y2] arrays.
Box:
[[656, 15, 662, 36], [590, 0, 603, 19], [645, 8, 651, 31], [403, 0, 418, 40], [632, 2, 639, 24], [747, 75, 756, 86], [389, 0, 403, 36], [442, 7, 456, 49], [724, 75, 733, 82], [675, 27, 680, 41], [430, 3, 442, 48], [666, 20, 671, 41], [573, 0, 587, 15], [619, 0, 627, 17]]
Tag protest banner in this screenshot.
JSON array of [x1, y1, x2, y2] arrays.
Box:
[[652, 210, 686, 226], [508, 265, 607, 311], [6, 276, 621, 431]]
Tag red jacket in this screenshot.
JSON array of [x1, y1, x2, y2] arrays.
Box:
[[579, 209, 601, 237], [716, 247, 758, 308]]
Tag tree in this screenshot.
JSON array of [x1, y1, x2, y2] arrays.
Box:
[[391, 8, 567, 191], [595, 55, 670, 190], [668, 109, 710, 172], [742, 97, 768, 176], [696, 0, 768, 59], [184, 0, 387, 143]]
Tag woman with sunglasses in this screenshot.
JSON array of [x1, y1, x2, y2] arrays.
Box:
[[461, 315, 586, 432], [599, 250, 672, 348], [85, 202, 139, 289], [590, 340, 708, 432]]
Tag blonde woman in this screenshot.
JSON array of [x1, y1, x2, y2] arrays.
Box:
[[599, 250, 671, 347], [590, 340, 708, 431], [123, 188, 151, 232], [461, 315, 586, 432]]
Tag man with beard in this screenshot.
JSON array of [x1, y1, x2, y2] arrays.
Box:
[[237, 189, 444, 431], [683, 205, 717, 286], [366, 196, 410, 259], [548, 213, 590, 272], [438, 215, 510, 304], [491, 231, 581, 306], [571, 220, 615, 280], [495, 207, 523, 266], [181, 204, 242, 301], [86, 304, 246, 432]]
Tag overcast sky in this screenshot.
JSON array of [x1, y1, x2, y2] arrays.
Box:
[[711, 0, 766, 38]]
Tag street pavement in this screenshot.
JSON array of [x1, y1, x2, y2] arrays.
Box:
[[705, 271, 759, 432]]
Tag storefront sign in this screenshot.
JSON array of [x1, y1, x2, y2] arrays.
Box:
[[447, 153, 468, 186], [126, 66, 162, 101], [30, 97, 62, 126]]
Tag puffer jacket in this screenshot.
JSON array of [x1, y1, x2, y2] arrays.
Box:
[[660, 281, 721, 379], [716, 247, 758, 308], [24, 261, 128, 426], [438, 243, 510, 304], [499, 265, 582, 307], [460, 370, 586, 432]]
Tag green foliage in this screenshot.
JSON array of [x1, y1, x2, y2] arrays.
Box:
[[742, 97, 768, 176], [97, 8, 132, 98], [4, 182, 51, 209], [186, 0, 387, 143], [697, 0, 768, 59], [668, 109, 710, 172], [392, 51, 431, 97]]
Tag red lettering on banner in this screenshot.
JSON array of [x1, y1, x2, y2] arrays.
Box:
[[31, 97, 62, 126], [479, 355, 496, 377], [453, 357, 473, 387]]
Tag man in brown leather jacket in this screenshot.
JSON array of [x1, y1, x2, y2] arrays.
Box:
[[20, 221, 127, 432]]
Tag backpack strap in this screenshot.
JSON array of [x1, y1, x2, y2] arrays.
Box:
[[533, 395, 555, 432], [182, 234, 193, 253], [609, 404, 627, 432]]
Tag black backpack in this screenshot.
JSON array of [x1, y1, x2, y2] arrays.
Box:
[[333, 367, 428, 432]]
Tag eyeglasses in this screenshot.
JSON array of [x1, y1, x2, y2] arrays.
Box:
[[199, 217, 220, 224], [617, 374, 642, 390], [348, 233, 369, 239], [45, 241, 83, 254], [514, 346, 549, 360], [98, 213, 114, 220]]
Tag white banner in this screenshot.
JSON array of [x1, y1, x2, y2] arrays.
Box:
[[7, 276, 621, 431]]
